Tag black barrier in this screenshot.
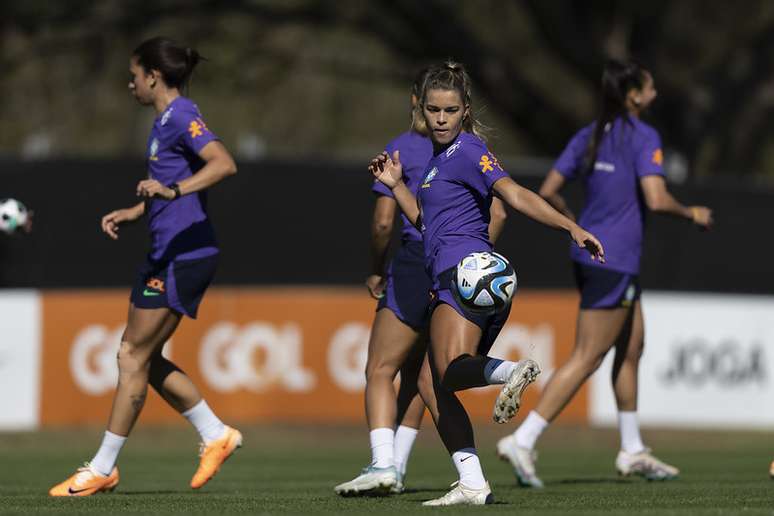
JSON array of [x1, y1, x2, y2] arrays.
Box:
[[0, 159, 771, 293]]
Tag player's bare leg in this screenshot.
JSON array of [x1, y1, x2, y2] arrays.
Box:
[[335, 309, 421, 496], [611, 302, 678, 480], [500, 308, 629, 488], [50, 306, 179, 496]]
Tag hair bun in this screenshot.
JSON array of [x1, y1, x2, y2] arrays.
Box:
[[444, 60, 462, 72]]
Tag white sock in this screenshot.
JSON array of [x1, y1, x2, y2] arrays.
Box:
[[90, 431, 127, 476], [483, 358, 517, 384], [370, 427, 394, 468], [618, 411, 646, 454], [393, 425, 419, 476], [451, 448, 486, 489], [514, 410, 549, 450], [182, 400, 227, 444]]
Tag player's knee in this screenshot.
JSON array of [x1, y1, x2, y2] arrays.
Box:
[[116, 341, 151, 374], [572, 347, 606, 372], [630, 339, 645, 360], [365, 356, 397, 382]]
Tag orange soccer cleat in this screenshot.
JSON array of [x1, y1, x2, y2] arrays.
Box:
[[190, 426, 243, 489], [49, 463, 119, 497]]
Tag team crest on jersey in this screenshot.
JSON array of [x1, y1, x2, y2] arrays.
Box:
[[160, 107, 173, 126], [421, 167, 438, 188], [446, 140, 462, 158], [479, 152, 501, 173], [149, 138, 159, 161]]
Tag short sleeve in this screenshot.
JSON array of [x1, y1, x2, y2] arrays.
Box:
[[372, 141, 396, 198], [477, 149, 509, 189], [460, 137, 509, 195], [635, 128, 665, 178], [553, 127, 591, 180], [175, 108, 218, 155]]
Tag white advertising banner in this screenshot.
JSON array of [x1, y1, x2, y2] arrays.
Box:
[[590, 292, 774, 429], [0, 290, 41, 430]]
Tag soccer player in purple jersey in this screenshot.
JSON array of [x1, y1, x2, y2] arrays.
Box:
[[50, 37, 241, 497], [497, 60, 713, 487], [335, 70, 507, 496], [370, 61, 604, 506]]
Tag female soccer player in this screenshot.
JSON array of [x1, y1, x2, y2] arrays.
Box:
[[371, 61, 604, 506], [50, 37, 240, 496], [497, 59, 713, 487], [335, 70, 507, 496]]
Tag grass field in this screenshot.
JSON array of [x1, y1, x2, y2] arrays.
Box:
[[0, 424, 772, 515]]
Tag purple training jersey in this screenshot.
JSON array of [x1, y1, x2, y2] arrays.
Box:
[[417, 132, 509, 285], [372, 131, 433, 242], [146, 96, 219, 261], [553, 116, 665, 274]]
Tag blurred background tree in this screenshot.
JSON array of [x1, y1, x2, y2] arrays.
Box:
[[2, 0, 774, 182]]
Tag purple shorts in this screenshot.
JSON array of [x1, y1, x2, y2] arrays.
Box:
[[431, 267, 511, 356], [573, 262, 641, 309], [130, 253, 218, 319], [377, 241, 432, 330]]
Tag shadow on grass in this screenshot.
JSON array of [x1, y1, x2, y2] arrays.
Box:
[[551, 477, 632, 486], [111, 490, 186, 495]]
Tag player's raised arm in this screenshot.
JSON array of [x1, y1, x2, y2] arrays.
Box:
[[493, 176, 604, 262], [370, 150, 421, 229]]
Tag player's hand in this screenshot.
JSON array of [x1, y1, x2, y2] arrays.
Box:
[[570, 225, 605, 263], [136, 179, 175, 200], [690, 206, 713, 230], [101, 207, 141, 240], [365, 274, 386, 299], [369, 150, 403, 189]]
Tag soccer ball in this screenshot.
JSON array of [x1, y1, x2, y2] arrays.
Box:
[[0, 198, 29, 235], [452, 251, 517, 314]]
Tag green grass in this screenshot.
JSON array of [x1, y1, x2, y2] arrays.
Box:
[[0, 424, 772, 515]]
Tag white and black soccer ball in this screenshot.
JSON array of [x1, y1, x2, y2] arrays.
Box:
[[452, 251, 517, 314], [0, 198, 29, 235]]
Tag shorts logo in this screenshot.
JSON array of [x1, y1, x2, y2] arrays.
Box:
[[652, 148, 663, 166], [421, 167, 438, 188], [622, 284, 636, 307], [144, 278, 165, 296]]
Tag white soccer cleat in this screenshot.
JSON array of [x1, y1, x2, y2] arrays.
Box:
[[389, 470, 405, 494], [616, 448, 679, 480], [422, 481, 494, 506], [493, 359, 541, 424], [334, 465, 397, 496], [496, 433, 544, 488]]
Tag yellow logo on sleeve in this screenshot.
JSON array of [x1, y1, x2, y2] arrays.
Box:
[[652, 148, 663, 166], [479, 154, 494, 173], [188, 120, 204, 138], [479, 153, 502, 173]]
